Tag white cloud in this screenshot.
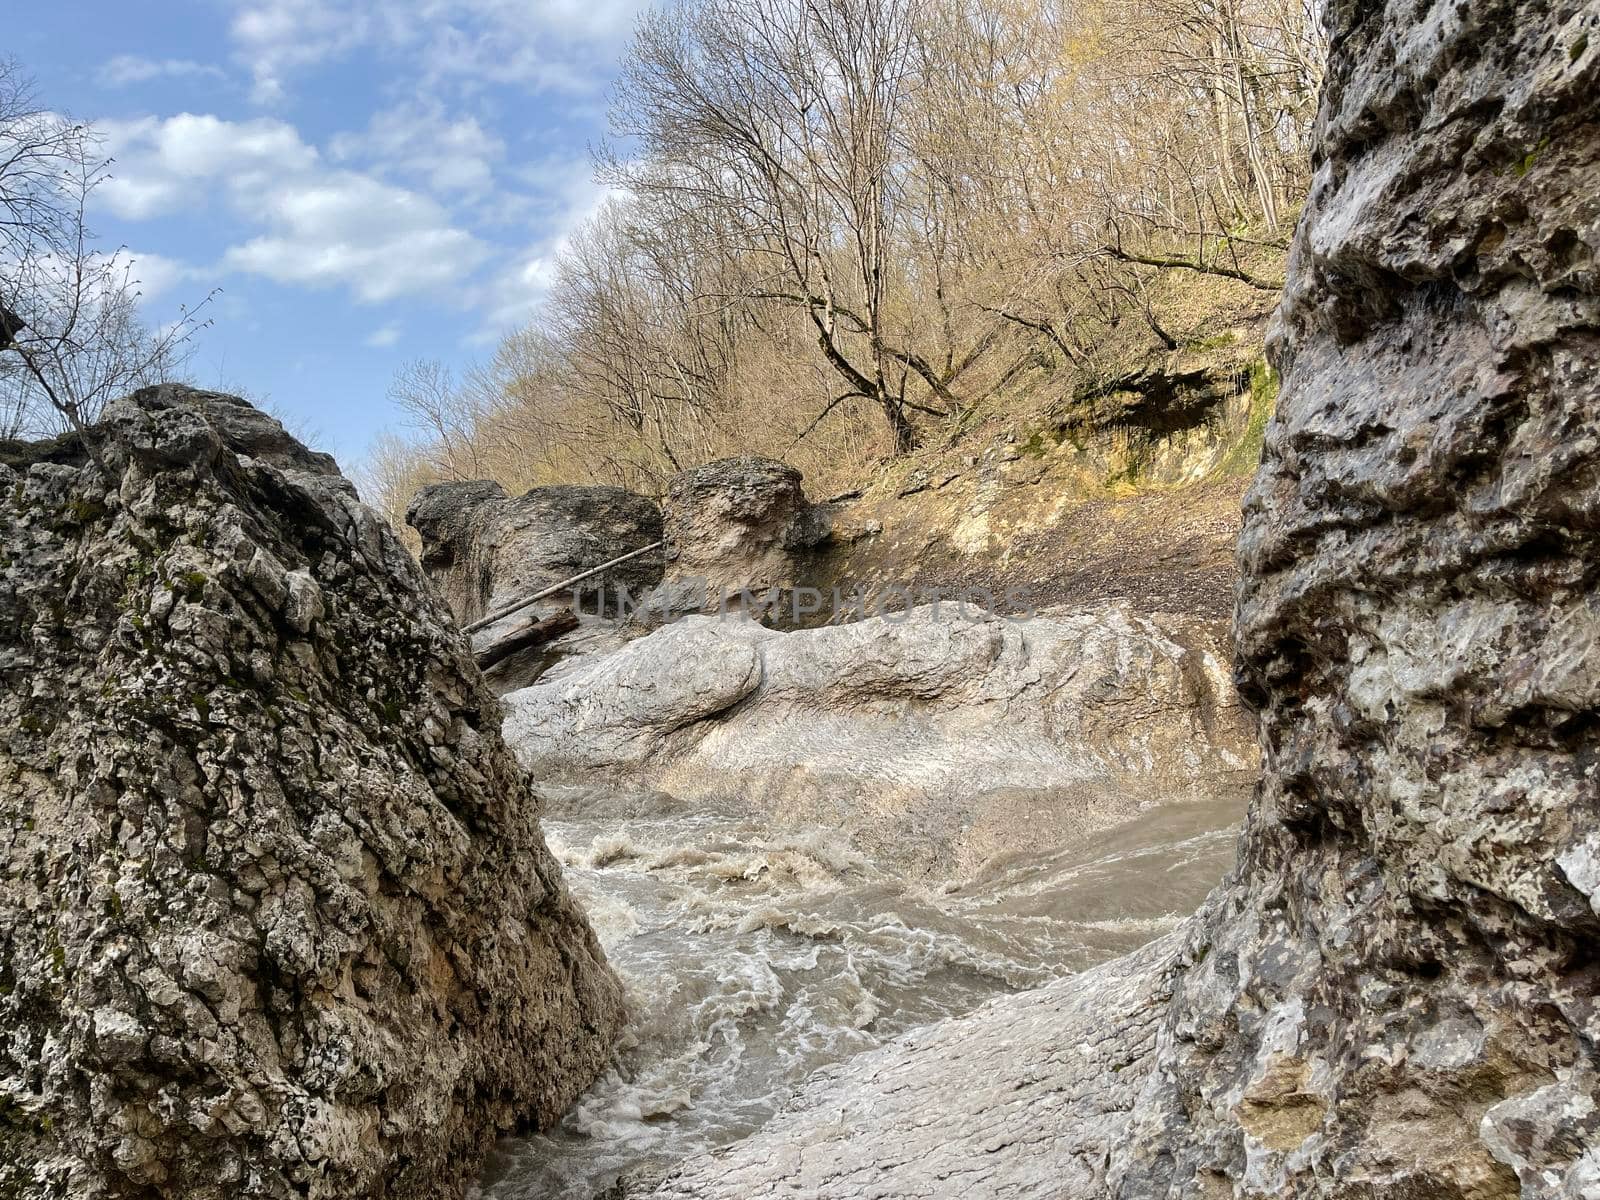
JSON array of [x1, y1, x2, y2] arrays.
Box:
[[98, 56, 228, 88], [513, 153, 603, 214], [124, 251, 209, 301], [330, 103, 504, 195], [472, 174, 618, 335], [92, 1, 639, 331], [100, 114, 319, 220], [229, 0, 382, 103], [365, 323, 402, 348], [474, 251, 558, 336], [226, 0, 649, 104], [99, 114, 487, 304], [222, 175, 489, 302], [523, 0, 648, 42]]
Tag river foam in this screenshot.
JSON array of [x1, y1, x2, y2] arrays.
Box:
[[473, 795, 1244, 1198]]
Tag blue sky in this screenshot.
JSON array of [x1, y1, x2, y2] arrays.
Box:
[[11, 0, 647, 464]]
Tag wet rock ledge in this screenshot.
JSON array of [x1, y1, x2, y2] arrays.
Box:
[[0, 389, 624, 1199]]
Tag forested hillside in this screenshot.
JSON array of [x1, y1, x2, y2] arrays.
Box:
[[366, 0, 1324, 522]]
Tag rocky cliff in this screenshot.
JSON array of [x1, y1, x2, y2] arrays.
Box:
[[641, 0, 1600, 1195], [0, 389, 624, 1199], [1112, 0, 1600, 1192]]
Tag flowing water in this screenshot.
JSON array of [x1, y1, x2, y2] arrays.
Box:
[[472, 793, 1246, 1199]]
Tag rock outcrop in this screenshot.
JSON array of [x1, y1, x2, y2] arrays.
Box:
[[641, 0, 1600, 1195], [1111, 1, 1600, 1193], [399, 478, 507, 620], [644, 457, 830, 620], [0, 388, 625, 1199], [502, 603, 1256, 877], [405, 480, 663, 626]]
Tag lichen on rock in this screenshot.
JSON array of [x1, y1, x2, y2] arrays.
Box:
[[0, 387, 624, 1199]]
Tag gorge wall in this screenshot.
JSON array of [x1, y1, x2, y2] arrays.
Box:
[[645, 0, 1600, 1195], [0, 389, 624, 1199], [1112, 0, 1600, 1192]]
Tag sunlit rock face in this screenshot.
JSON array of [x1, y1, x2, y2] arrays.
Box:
[[1111, 0, 1600, 1194], [502, 603, 1256, 878], [0, 387, 624, 1199], [660, 457, 819, 591], [640, 456, 834, 622]]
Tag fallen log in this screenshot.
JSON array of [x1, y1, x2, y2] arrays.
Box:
[[475, 609, 581, 673], [462, 541, 665, 636]]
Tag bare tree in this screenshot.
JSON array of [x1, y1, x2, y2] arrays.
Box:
[[0, 57, 210, 454], [605, 0, 944, 452], [387, 359, 492, 481], [363, 0, 1328, 528], [547, 195, 749, 479]]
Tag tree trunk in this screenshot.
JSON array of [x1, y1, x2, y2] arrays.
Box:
[[880, 393, 916, 454]]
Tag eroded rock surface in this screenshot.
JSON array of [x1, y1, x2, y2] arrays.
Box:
[[644, 456, 830, 620], [405, 479, 663, 626], [502, 603, 1255, 877], [1109, 1, 1600, 1194], [647, 933, 1187, 1200], [0, 388, 624, 1199], [637, 0, 1600, 1195]]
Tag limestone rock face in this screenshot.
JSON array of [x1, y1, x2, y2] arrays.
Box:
[[405, 480, 663, 626], [1101, 1, 1600, 1193], [502, 603, 1256, 876], [0, 388, 625, 1199], [647, 456, 828, 618]]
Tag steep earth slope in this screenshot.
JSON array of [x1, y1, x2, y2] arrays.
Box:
[[642, 0, 1600, 1195], [0, 389, 624, 1199], [808, 305, 1278, 623]]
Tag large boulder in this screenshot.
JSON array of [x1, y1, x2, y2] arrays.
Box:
[[502, 603, 1256, 877], [400, 478, 508, 619], [0, 388, 625, 1199], [405, 480, 663, 626], [640, 0, 1600, 1195], [645, 456, 830, 620]]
